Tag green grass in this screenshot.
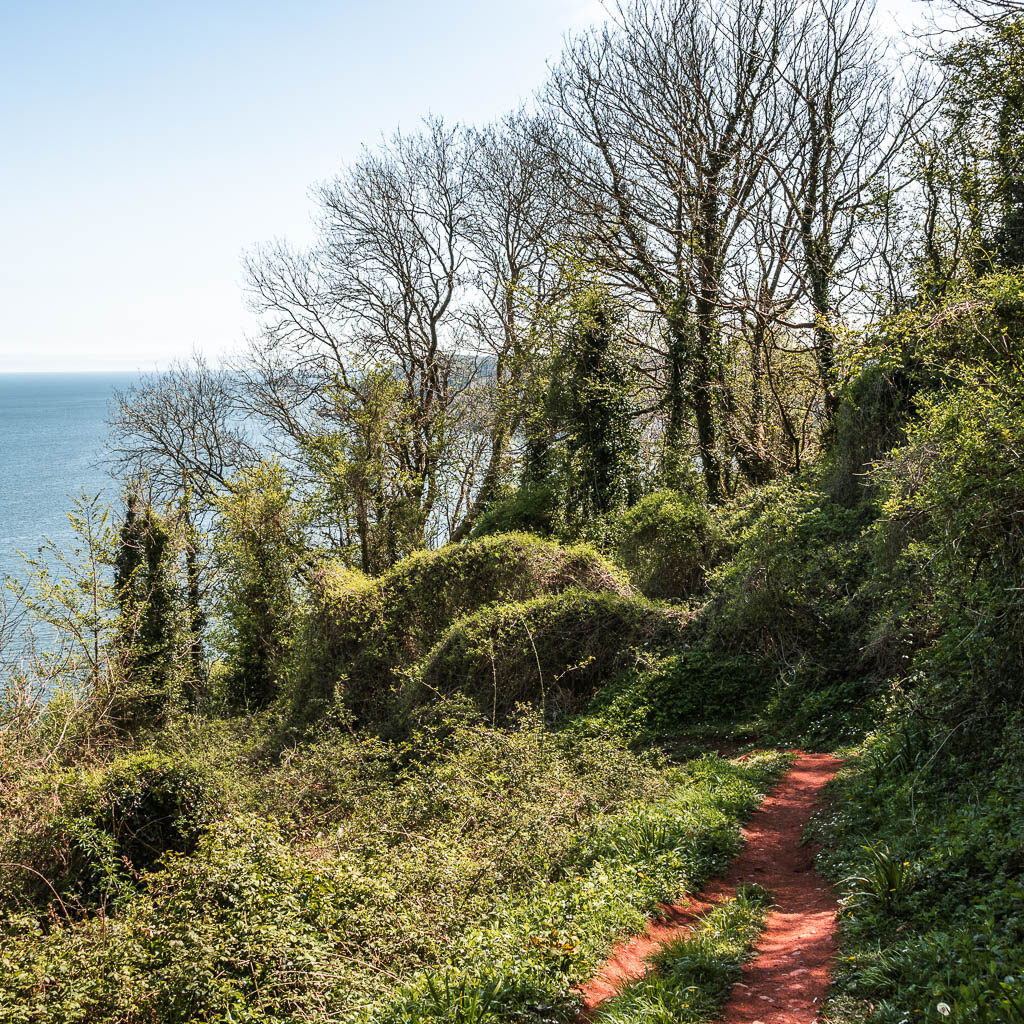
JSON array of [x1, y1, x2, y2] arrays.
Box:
[[592, 884, 773, 1024]]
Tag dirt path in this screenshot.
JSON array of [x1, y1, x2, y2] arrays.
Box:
[[579, 752, 842, 1022]]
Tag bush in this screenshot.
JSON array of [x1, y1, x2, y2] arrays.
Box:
[[613, 490, 722, 601], [406, 590, 685, 725], [705, 480, 870, 678], [293, 533, 629, 724], [872, 357, 1024, 725], [12, 750, 221, 913], [827, 270, 1024, 507], [579, 650, 768, 745], [827, 360, 918, 507], [471, 484, 559, 539]]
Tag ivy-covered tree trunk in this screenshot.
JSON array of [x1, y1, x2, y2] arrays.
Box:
[[995, 23, 1024, 266], [113, 491, 180, 727], [690, 305, 725, 504], [664, 305, 723, 503], [554, 286, 641, 528], [662, 318, 692, 491], [179, 488, 206, 708], [215, 462, 302, 709]]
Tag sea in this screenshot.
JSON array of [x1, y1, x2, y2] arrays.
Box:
[[0, 373, 138, 638]]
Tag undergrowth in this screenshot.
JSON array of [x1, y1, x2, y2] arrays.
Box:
[[813, 719, 1024, 1024], [0, 700, 786, 1024]]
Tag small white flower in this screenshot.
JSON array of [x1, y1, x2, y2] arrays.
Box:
[[937, 1003, 952, 1018]]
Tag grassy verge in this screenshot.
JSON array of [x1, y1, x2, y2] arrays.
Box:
[[812, 719, 1024, 1024], [591, 884, 773, 1024]]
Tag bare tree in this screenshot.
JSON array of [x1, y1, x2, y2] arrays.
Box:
[[451, 111, 570, 538], [108, 355, 255, 505], [548, 0, 801, 501], [728, 179, 816, 477], [244, 119, 481, 569], [930, 0, 1024, 26], [776, 0, 930, 416]]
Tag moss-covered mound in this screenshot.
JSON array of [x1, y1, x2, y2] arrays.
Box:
[[295, 533, 629, 722], [404, 589, 687, 724]]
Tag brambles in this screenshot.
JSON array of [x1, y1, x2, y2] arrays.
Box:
[[0, 705, 786, 1024], [6, 750, 220, 915]]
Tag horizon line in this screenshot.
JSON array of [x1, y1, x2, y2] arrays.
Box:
[[0, 367, 161, 374]]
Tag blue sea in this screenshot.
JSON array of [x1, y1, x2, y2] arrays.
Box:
[[0, 372, 139, 604]]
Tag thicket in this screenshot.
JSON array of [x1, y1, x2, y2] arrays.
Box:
[[407, 589, 685, 725], [292, 533, 628, 725], [0, 699, 786, 1023], [676, 270, 1024, 1021]]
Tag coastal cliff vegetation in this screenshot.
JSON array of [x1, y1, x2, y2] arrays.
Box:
[[3, 0, 1024, 1021]]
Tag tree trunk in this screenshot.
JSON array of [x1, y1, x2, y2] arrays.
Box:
[[450, 424, 508, 543], [182, 505, 205, 708]]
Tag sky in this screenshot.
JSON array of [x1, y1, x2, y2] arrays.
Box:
[[0, 0, 923, 373]]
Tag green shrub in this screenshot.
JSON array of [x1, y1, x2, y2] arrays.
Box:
[[827, 359, 918, 507], [705, 480, 870, 679], [0, 815, 353, 1023], [294, 533, 629, 723], [471, 485, 559, 540], [406, 589, 685, 725], [872, 361, 1024, 725], [613, 491, 722, 601], [13, 750, 221, 913], [826, 271, 1024, 507], [577, 649, 767, 745]]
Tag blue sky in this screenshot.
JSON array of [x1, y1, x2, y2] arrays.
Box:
[[0, 0, 921, 372]]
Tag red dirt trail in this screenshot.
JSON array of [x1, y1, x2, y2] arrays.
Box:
[[579, 752, 842, 1023]]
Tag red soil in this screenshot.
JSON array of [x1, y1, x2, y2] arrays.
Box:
[[578, 752, 842, 1023]]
